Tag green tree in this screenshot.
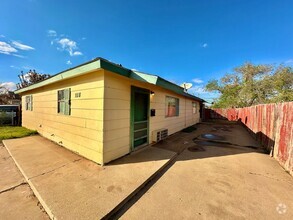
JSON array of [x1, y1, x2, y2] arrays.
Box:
[[271, 66, 293, 102], [205, 63, 293, 108]]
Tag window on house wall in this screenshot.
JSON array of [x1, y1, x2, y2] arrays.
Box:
[[58, 88, 71, 115], [165, 96, 179, 117], [192, 102, 197, 114], [25, 95, 33, 111]]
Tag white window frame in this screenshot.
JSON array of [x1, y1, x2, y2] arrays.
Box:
[[58, 88, 71, 115], [25, 95, 33, 111], [192, 102, 197, 114]]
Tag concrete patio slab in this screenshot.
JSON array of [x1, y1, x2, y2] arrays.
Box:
[[0, 144, 49, 219], [3, 136, 81, 179], [0, 145, 24, 192], [0, 184, 49, 220], [3, 135, 176, 219]]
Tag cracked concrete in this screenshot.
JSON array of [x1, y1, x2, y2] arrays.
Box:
[[0, 182, 27, 194], [2, 121, 292, 219], [0, 144, 25, 192], [120, 122, 293, 220], [28, 158, 82, 181], [3, 135, 176, 219], [0, 144, 49, 219]]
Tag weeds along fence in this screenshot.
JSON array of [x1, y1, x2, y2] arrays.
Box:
[[205, 102, 293, 176]]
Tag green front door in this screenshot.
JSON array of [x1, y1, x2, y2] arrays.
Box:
[[131, 86, 149, 149]]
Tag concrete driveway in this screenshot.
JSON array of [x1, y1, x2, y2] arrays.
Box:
[[119, 122, 293, 220], [2, 121, 293, 219], [3, 135, 176, 219]]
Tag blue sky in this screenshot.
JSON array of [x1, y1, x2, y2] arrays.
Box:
[[1, 0, 292, 102]]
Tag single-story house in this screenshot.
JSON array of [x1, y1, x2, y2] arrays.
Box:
[[15, 58, 204, 165]]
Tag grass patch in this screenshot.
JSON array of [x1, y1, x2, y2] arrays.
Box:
[[0, 126, 37, 141]]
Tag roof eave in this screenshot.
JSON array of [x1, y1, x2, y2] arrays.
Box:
[[15, 59, 102, 94], [14, 57, 205, 103]]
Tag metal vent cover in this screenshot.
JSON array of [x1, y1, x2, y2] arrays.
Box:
[[152, 129, 168, 142]]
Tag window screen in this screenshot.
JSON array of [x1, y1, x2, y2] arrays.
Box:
[[25, 95, 33, 111], [192, 102, 197, 114], [165, 96, 179, 117], [58, 88, 71, 115]]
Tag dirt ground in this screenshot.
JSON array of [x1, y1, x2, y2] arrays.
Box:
[[118, 121, 293, 220], [0, 144, 49, 219]]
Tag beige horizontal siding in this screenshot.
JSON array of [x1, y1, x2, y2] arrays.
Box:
[[104, 109, 130, 120], [41, 130, 102, 163], [103, 70, 201, 163], [21, 68, 200, 165], [149, 87, 199, 135], [23, 115, 102, 141], [103, 118, 130, 131], [21, 70, 105, 164], [103, 144, 130, 163], [103, 71, 130, 162]]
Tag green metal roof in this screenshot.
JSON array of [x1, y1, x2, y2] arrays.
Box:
[[15, 57, 204, 102]]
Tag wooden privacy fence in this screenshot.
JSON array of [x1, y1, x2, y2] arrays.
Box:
[[205, 102, 293, 175]]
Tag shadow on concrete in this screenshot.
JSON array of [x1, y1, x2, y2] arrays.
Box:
[[106, 120, 267, 219], [205, 108, 275, 155], [104, 117, 270, 219], [107, 119, 265, 167]]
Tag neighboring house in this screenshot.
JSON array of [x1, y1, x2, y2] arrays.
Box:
[[7, 92, 21, 105], [0, 105, 20, 126], [15, 58, 204, 165], [0, 91, 21, 105]]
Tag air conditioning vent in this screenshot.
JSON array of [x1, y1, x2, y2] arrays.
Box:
[[152, 128, 168, 142]]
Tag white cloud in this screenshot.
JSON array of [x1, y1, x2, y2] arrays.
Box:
[[12, 54, 26, 58], [187, 85, 220, 104], [188, 85, 207, 94], [47, 31, 84, 56], [47, 30, 57, 37], [285, 59, 293, 64], [66, 60, 72, 65], [0, 39, 33, 58], [72, 51, 82, 56], [58, 38, 76, 49], [189, 85, 216, 96], [11, 41, 35, 50], [0, 82, 17, 91], [57, 38, 83, 56], [201, 43, 208, 48], [0, 34, 5, 38], [0, 41, 17, 54], [192, 78, 204, 84]]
